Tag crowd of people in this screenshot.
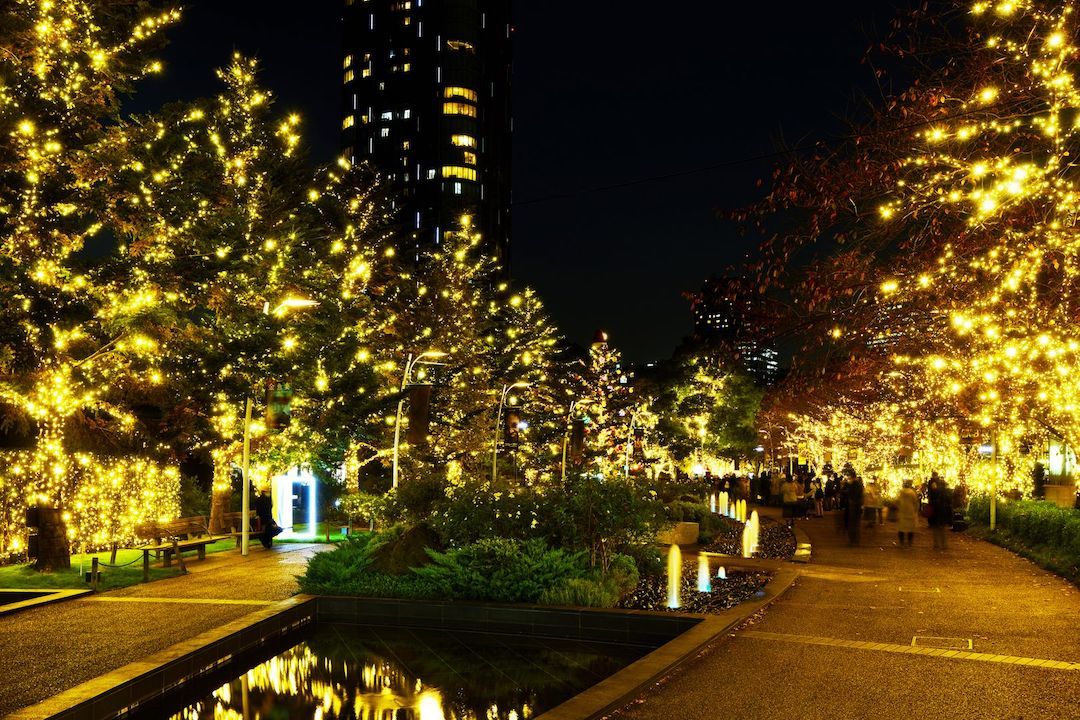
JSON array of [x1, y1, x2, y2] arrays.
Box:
[[705, 466, 966, 549]]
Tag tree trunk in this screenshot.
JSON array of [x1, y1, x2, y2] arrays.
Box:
[[208, 448, 234, 534], [33, 506, 71, 571], [32, 418, 71, 570]]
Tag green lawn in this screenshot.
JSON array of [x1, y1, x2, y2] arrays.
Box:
[[277, 521, 366, 544], [0, 541, 236, 591]]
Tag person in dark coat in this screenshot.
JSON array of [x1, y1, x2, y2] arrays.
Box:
[[253, 489, 282, 549], [845, 476, 865, 545], [927, 474, 952, 551]]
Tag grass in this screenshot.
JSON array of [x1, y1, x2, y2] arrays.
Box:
[[277, 521, 365, 544], [0, 541, 236, 591]]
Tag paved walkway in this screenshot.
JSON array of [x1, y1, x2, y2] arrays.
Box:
[[615, 511, 1080, 720], [0, 542, 318, 717]]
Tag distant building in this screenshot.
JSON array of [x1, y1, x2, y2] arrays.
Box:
[[341, 0, 512, 267], [689, 277, 781, 386]]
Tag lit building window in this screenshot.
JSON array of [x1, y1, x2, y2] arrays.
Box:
[[380, 111, 393, 121], [342, 115, 355, 129], [380, 127, 390, 137], [451, 134, 477, 148], [426, 168, 436, 179], [403, 16, 411, 25], [403, 63, 411, 72], [403, 108, 411, 119], [453, 182, 463, 194], [344, 69, 355, 83], [441, 165, 477, 181], [442, 102, 477, 117], [444, 86, 478, 102], [362, 67, 372, 78], [344, 54, 353, 68], [463, 151, 477, 165], [402, 140, 411, 150], [446, 39, 475, 52]]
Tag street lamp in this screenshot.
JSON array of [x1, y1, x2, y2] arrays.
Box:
[[492, 381, 531, 483], [392, 351, 448, 489], [561, 398, 594, 484], [242, 296, 318, 557], [623, 409, 640, 481]]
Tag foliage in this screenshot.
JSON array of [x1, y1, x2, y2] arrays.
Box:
[[649, 355, 763, 468], [537, 554, 640, 608], [540, 473, 665, 570], [967, 496, 1080, 583], [413, 538, 586, 603]]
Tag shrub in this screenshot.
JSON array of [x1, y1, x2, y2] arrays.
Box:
[[537, 553, 640, 608], [414, 538, 586, 603], [538, 473, 666, 570]]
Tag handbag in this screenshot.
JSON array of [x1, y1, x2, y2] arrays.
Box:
[[920, 504, 934, 519]]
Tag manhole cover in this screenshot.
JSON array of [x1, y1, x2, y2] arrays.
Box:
[[911, 636, 972, 650]]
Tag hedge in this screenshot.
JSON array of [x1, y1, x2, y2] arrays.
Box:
[[967, 496, 1080, 583]]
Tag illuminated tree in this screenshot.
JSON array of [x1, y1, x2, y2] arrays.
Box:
[[112, 55, 336, 530], [744, 1, 1080, 495], [648, 355, 763, 474], [0, 0, 181, 563]]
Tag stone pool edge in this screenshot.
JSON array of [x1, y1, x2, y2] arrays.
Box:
[[0, 589, 93, 618], [5, 595, 316, 720], [536, 567, 799, 720]]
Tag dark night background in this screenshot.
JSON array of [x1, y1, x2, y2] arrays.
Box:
[[131, 1, 908, 363]]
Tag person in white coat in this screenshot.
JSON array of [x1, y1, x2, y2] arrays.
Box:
[[896, 479, 919, 547]]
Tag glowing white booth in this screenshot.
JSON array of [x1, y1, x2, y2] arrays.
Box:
[[271, 466, 318, 539]]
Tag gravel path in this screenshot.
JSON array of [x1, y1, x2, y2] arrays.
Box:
[[0, 543, 318, 716], [611, 511, 1080, 720]]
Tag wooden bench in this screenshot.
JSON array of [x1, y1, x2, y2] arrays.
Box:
[[131, 516, 225, 581], [218, 511, 261, 547]]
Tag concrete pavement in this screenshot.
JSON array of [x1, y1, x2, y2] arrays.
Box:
[[0, 542, 318, 717], [612, 512, 1080, 720]]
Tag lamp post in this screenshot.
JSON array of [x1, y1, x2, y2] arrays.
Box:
[[242, 296, 319, 557], [391, 350, 448, 489], [492, 381, 530, 483], [624, 410, 639, 481]]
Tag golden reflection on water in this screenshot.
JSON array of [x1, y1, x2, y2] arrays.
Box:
[[170, 643, 536, 720]]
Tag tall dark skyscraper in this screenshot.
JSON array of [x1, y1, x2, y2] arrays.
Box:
[[341, 0, 512, 267], [689, 277, 781, 386]]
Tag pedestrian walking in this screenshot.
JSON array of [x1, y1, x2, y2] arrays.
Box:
[[781, 474, 801, 527], [845, 475, 864, 544], [927, 474, 952, 550], [897, 479, 918, 547], [812, 477, 824, 517]]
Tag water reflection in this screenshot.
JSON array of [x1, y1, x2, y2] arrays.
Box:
[[170, 626, 646, 720]]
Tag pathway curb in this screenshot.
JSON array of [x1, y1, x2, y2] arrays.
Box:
[[537, 567, 800, 720]]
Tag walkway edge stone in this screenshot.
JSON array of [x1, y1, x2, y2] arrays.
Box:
[[536, 567, 800, 720], [792, 524, 812, 563], [0, 589, 92, 618]]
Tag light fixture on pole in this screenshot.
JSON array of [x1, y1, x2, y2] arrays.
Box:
[[492, 381, 531, 483], [624, 409, 640, 481], [243, 296, 319, 556], [391, 350, 448, 488]]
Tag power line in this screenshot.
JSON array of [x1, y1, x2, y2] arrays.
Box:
[[513, 96, 1027, 207]]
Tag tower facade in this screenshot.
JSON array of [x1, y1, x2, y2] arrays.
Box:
[[341, 0, 512, 267]]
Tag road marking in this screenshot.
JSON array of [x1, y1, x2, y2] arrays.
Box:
[[897, 586, 941, 593], [912, 636, 973, 650], [84, 597, 273, 606], [739, 631, 1079, 671]]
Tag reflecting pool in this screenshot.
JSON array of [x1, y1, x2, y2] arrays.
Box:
[[165, 625, 649, 720]]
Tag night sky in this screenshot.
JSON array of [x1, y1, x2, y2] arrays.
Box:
[[131, 0, 908, 363]]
